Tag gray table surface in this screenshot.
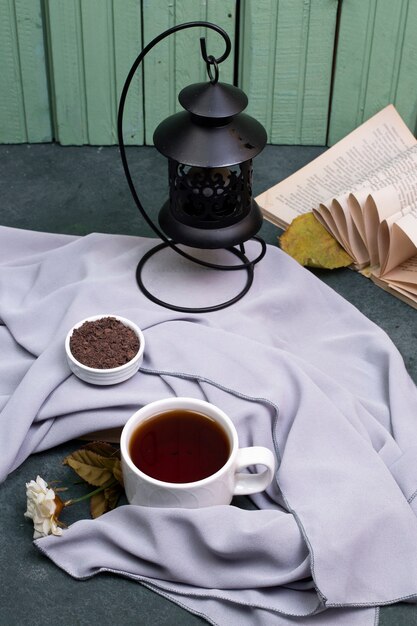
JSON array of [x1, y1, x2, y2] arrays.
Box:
[[0, 143, 416, 625]]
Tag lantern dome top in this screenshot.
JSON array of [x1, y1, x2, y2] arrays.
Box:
[[178, 81, 248, 118], [153, 79, 267, 168]]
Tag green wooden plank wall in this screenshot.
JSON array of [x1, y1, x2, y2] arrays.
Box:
[[2, 0, 417, 146], [43, 0, 236, 146], [142, 0, 235, 145], [328, 0, 417, 145], [239, 0, 338, 145], [0, 0, 51, 142], [44, 0, 143, 145]]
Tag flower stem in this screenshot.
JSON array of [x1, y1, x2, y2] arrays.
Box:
[[63, 481, 116, 507]]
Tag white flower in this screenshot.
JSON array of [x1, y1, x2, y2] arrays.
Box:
[[24, 475, 63, 539]]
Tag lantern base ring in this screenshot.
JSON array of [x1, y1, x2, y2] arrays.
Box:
[[136, 238, 266, 313]]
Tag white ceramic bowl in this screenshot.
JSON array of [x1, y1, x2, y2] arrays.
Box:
[[65, 314, 145, 385]]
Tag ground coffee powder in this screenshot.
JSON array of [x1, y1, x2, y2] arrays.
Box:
[[70, 317, 139, 369]]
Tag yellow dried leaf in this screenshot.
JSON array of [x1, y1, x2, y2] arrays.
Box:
[[81, 441, 121, 459], [279, 212, 353, 269], [90, 485, 122, 519], [112, 459, 124, 487], [104, 484, 122, 511], [63, 449, 116, 487], [90, 492, 107, 519]]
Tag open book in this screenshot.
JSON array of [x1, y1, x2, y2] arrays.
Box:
[[256, 105, 417, 309]]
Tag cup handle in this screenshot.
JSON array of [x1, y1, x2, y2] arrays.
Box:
[[233, 446, 276, 496]]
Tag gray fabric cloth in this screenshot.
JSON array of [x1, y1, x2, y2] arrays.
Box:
[[1, 226, 417, 625]]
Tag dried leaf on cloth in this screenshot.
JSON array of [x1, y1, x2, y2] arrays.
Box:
[[90, 484, 122, 519], [63, 442, 124, 518], [279, 212, 353, 269]]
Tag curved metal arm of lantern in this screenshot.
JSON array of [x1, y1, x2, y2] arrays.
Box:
[[117, 20, 266, 273]]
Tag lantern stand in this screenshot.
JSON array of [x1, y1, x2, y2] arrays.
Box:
[[117, 21, 267, 313]]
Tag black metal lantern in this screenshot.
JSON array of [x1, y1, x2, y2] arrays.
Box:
[[117, 22, 267, 313]]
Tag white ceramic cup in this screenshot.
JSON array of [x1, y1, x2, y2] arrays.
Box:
[[120, 397, 276, 508]]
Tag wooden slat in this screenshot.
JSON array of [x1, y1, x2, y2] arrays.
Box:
[[205, 0, 235, 83], [143, 0, 236, 145], [45, 0, 142, 145], [0, 0, 51, 143], [0, 0, 26, 142], [80, 0, 116, 145], [328, 0, 417, 145], [301, 0, 339, 144], [45, 0, 87, 144], [113, 0, 143, 145], [239, 0, 337, 145], [395, 0, 417, 133], [142, 0, 175, 146]]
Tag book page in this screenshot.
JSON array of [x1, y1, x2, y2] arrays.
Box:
[[361, 186, 401, 266], [359, 143, 417, 205], [347, 190, 371, 246], [376, 209, 407, 275], [391, 282, 417, 296], [314, 194, 369, 266], [380, 208, 417, 275], [314, 195, 353, 256], [371, 272, 417, 309], [256, 105, 416, 229], [383, 254, 417, 284], [337, 144, 417, 267], [313, 203, 343, 244]]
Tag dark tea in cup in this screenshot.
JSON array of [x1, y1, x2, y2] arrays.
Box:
[[121, 397, 276, 508], [129, 408, 231, 483]]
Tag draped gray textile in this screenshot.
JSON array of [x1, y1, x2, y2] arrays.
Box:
[[1, 226, 417, 625]]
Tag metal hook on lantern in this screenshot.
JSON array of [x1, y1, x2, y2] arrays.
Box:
[[199, 31, 231, 66], [205, 56, 219, 84], [199, 38, 219, 84], [117, 21, 267, 313]]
